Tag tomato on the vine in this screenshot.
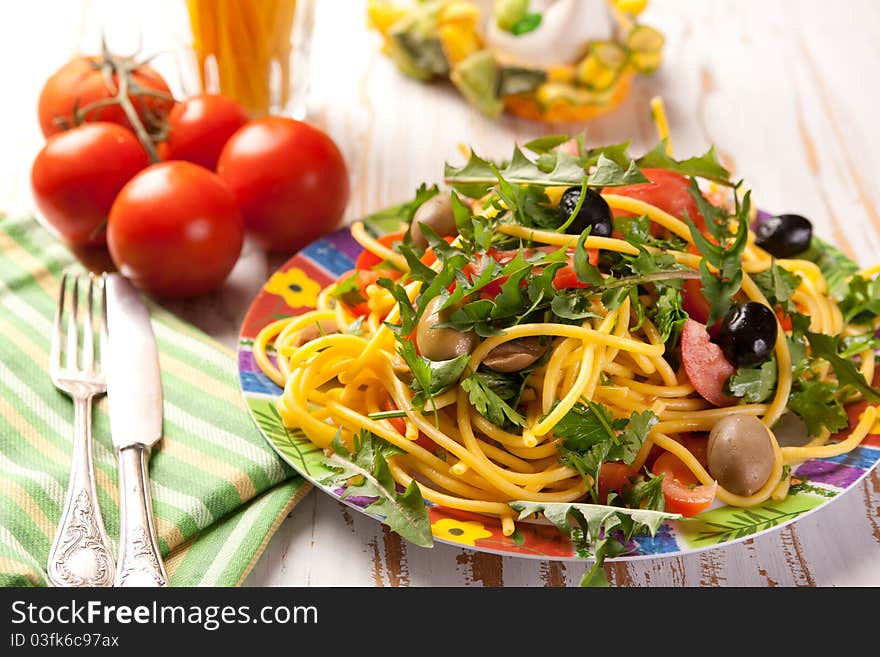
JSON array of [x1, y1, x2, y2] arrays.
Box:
[[217, 117, 350, 253], [31, 122, 149, 246], [158, 94, 249, 171], [107, 161, 243, 298], [38, 54, 173, 137]]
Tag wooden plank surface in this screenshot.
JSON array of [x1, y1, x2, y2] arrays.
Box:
[[2, 0, 879, 586]]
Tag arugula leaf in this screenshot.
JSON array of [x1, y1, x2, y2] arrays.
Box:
[[377, 278, 417, 335], [331, 271, 366, 306], [321, 431, 432, 547], [395, 341, 468, 414], [636, 141, 732, 185], [788, 379, 849, 437], [444, 146, 586, 198], [620, 473, 666, 511], [363, 183, 438, 239], [652, 286, 688, 343], [805, 331, 880, 402], [840, 333, 880, 359], [461, 370, 527, 428], [523, 134, 570, 153], [580, 141, 633, 169], [752, 262, 801, 315], [839, 274, 880, 324], [553, 402, 658, 502], [619, 411, 660, 464], [553, 401, 621, 450], [589, 154, 649, 187], [728, 359, 778, 403], [613, 214, 652, 245], [802, 236, 859, 299], [551, 293, 599, 322], [573, 228, 603, 285], [684, 193, 750, 325], [509, 501, 680, 586]]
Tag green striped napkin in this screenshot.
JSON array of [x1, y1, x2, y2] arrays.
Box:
[[0, 214, 310, 587]]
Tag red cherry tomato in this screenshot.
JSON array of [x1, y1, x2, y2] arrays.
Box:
[[157, 94, 249, 171], [355, 230, 407, 270], [217, 117, 350, 253], [682, 278, 711, 325], [107, 161, 243, 298], [597, 462, 639, 503], [38, 55, 173, 137], [652, 451, 717, 517], [681, 319, 736, 406], [31, 122, 149, 246], [611, 168, 707, 233]]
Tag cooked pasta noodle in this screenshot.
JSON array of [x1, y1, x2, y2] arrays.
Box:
[[254, 119, 879, 537]]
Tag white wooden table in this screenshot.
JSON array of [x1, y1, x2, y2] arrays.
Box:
[[3, 0, 879, 586]]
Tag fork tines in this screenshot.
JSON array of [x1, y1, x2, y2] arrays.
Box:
[[51, 272, 106, 381]]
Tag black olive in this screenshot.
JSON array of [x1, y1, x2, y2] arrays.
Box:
[[558, 187, 613, 237], [716, 302, 778, 367], [754, 214, 812, 258]]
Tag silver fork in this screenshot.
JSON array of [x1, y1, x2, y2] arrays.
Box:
[[46, 273, 116, 587]]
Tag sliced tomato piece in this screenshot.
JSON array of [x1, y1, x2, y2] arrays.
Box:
[[597, 462, 639, 503], [355, 230, 406, 270], [681, 319, 736, 406], [381, 394, 407, 435], [419, 235, 457, 267], [682, 278, 711, 324], [341, 267, 402, 316], [611, 168, 707, 233], [652, 451, 717, 517]]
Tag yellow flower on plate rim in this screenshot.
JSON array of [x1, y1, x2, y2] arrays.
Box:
[[432, 518, 493, 546], [264, 268, 321, 309]]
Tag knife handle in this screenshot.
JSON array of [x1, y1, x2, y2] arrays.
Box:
[[47, 396, 116, 587], [115, 445, 168, 587]]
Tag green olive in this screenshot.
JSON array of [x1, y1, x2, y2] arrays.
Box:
[[707, 415, 775, 497], [415, 297, 479, 362], [410, 193, 456, 248], [483, 337, 546, 372]]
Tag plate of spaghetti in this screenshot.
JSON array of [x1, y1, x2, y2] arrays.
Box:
[[238, 115, 880, 583]]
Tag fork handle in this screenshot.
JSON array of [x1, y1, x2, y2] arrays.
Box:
[[47, 396, 116, 587], [115, 445, 167, 587]]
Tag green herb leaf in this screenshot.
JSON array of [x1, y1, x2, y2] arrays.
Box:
[[589, 154, 649, 187], [523, 134, 570, 153], [331, 271, 366, 307], [652, 286, 688, 343], [574, 228, 603, 285], [461, 370, 527, 427], [444, 146, 586, 198], [637, 141, 732, 185], [839, 274, 880, 324], [805, 331, 880, 402], [684, 194, 750, 325], [788, 379, 849, 437], [509, 501, 680, 585], [752, 262, 801, 315], [321, 431, 433, 547], [728, 359, 778, 403], [803, 236, 859, 299], [377, 278, 417, 335]]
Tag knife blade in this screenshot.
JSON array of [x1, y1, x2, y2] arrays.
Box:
[[104, 273, 168, 587]]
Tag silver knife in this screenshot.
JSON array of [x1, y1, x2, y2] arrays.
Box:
[[104, 274, 168, 587]]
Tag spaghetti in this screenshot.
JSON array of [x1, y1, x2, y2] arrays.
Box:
[[254, 119, 880, 539]]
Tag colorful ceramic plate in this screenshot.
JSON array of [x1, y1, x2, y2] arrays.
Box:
[[237, 226, 880, 561]]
